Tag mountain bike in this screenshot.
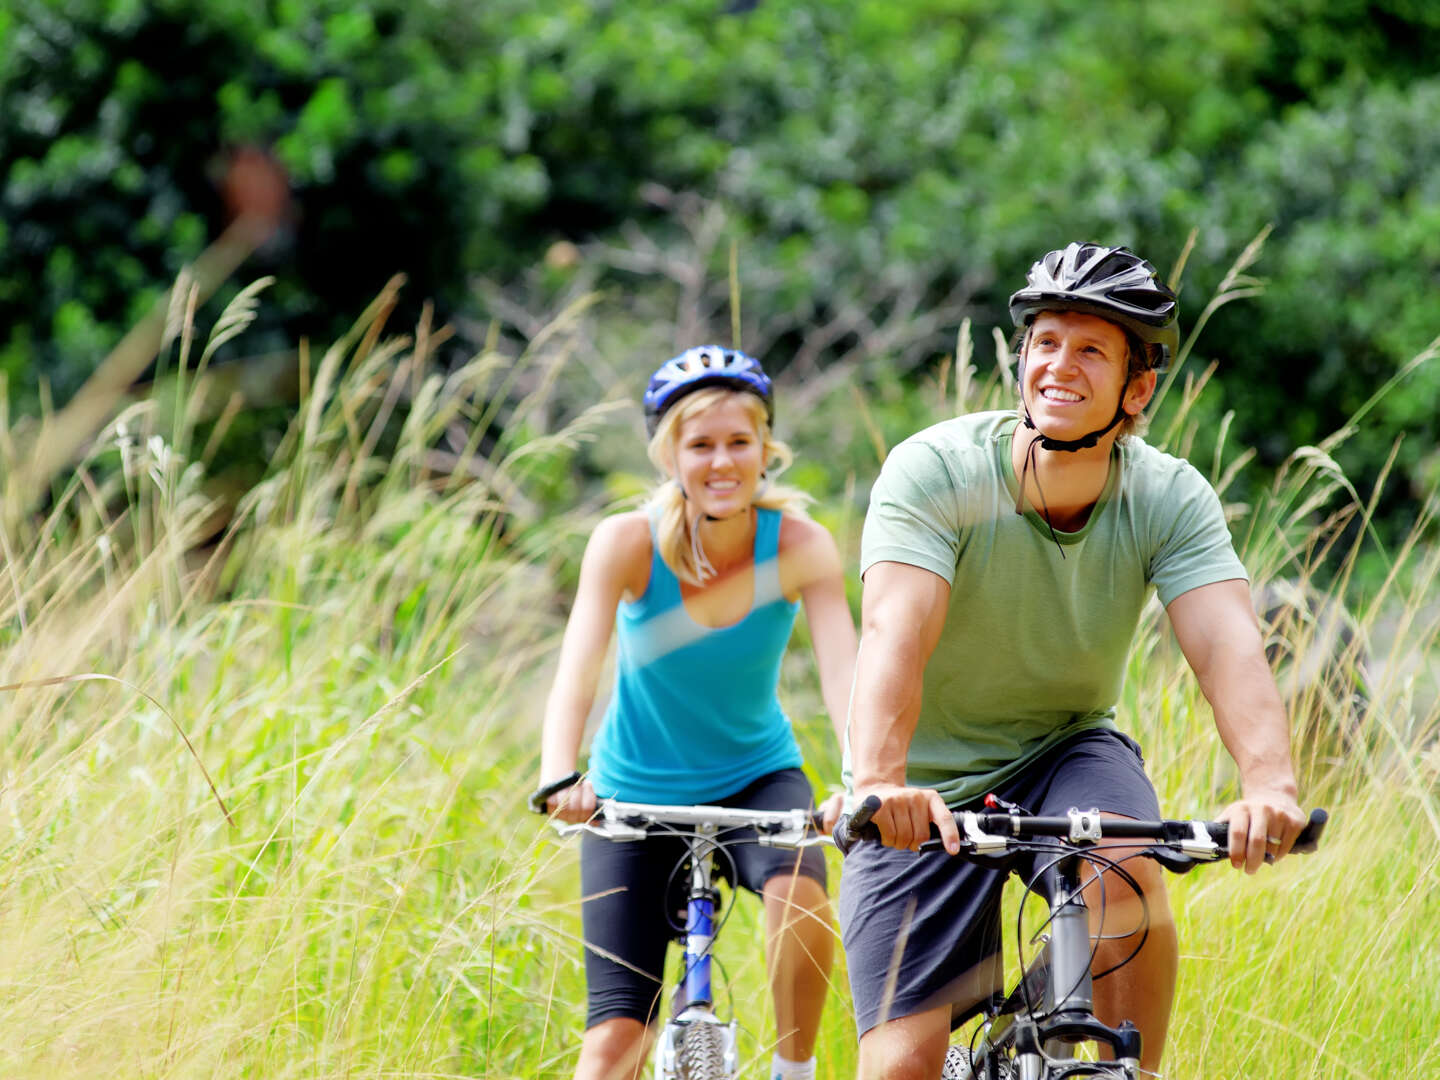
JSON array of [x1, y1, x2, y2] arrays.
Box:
[[530, 772, 833, 1080], [835, 796, 1328, 1080]]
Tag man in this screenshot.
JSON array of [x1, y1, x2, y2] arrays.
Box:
[[839, 242, 1306, 1078]]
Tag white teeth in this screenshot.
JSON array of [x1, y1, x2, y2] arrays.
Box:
[[1042, 388, 1083, 402]]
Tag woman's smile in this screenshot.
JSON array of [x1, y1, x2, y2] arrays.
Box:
[[674, 397, 764, 514]]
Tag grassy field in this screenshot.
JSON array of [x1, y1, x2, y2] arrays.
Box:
[[1, 278, 1436, 1080]]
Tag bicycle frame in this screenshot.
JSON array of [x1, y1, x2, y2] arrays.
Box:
[[959, 850, 1141, 1080]]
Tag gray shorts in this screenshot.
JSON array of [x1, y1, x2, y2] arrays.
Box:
[[837, 729, 1160, 1037]]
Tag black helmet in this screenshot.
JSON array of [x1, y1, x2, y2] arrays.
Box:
[[1009, 242, 1179, 367], [643, 346, 774, 437]]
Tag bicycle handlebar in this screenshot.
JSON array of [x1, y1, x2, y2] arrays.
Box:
[[528, 775, 831, 847], [565, 800, 829, 842], [835, 796, 1328, 867]]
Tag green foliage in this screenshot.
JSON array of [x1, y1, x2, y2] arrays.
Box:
[[1173, 77, 1440, 542], [3, 0, 1439, 539], [1250, 0, 1440, 99]]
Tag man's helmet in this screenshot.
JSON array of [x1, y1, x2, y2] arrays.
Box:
[[643, 346, 774, 437], [1008, 243, 1179, 367]]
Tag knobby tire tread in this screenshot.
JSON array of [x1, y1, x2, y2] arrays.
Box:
[[676, 1021, 728, 1080]]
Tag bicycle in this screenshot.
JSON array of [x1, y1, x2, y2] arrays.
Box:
[[835, 796, 1328, 1080], [530, 771, 834, 1080]]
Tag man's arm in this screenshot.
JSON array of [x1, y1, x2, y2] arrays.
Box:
[[849, 560, 960, 853], [1166, 578, 1306, 873]]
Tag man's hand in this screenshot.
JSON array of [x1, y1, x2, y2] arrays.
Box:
[[1218, 785, 1306, 873], [856, 782, 960, 854]]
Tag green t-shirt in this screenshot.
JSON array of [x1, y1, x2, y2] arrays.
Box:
[[853, 411, 1248, 806]]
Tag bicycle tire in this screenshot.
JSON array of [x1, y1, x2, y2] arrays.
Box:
[[676, 1020, 728, 1080], [941, 1045, 1013, 1080], [941, 1044, 975, 1079]]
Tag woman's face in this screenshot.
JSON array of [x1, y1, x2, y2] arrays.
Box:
[[671, 395, 765, 519]]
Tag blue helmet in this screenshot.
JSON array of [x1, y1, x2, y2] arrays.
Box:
[[643, 346, 774, 437]]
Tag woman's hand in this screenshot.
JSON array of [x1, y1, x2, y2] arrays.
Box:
[[547, 776, 598, 824], [817, 791, 846, 834]]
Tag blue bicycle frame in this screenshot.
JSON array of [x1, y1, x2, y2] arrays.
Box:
[[683, 881, 717, 1009]]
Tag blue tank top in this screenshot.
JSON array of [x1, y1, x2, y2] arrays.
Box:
[[587, 507, 803, 803]]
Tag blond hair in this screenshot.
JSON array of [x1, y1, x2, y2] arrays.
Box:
[[646, 387, 811, 586]]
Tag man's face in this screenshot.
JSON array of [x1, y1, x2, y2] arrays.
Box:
[[1021, 311, 1153, 441]]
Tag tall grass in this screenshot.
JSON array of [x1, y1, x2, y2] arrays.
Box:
[[1, 242, 1436, 1080], [0, 281, 619, 1078]]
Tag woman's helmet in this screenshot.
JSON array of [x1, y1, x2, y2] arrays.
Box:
[[1009, 242, 1179, 367], [643, 346, 774, 437]]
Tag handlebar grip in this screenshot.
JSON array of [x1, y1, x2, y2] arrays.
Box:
[[1293, 807, 1328, 853], [528, 770, 582, 814], [834, 794, 883, 854]]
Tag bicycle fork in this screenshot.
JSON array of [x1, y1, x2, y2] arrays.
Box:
[[1030, 859, 1141, 1073], [953, 858, 1142, 1079], [654, 825, 738, 1080]]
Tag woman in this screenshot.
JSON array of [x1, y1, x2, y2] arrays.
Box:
[[538, 345, 857, 1080]]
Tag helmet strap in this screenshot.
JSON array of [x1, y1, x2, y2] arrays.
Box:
[[678, 480, 753, 525], [753, 468, 770, 503], [671, 451, 752, 582], [675, 474, 754, 581], [1019, 396, 1127, 452], [1013, 384, 1131, 560], [689, 514, 718, 582], [1013, 432, 1066, 559], [1014, 323, 1134, 453]]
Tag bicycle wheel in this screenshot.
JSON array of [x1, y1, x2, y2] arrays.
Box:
[[941, 1045, 1013, 1080], [676, 1020, 728, 1080], [941, 1044, 975, 1079]]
